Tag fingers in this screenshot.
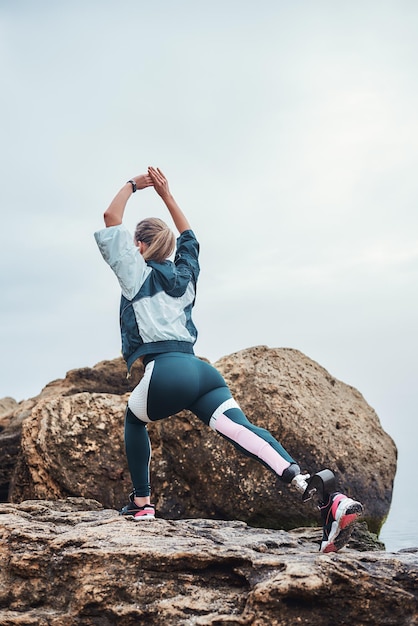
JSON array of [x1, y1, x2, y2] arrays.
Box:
[[148, 166, 166, 184], [147, 167, 157, 183]]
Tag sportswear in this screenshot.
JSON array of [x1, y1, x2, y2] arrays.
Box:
[[95, 221, 296, 499], [94, 225, 200, 372]]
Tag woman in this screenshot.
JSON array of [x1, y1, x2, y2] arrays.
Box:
[[94, 166, 363, 553]]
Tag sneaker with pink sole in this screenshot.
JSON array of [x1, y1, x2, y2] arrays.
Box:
[[320, 492, 363, 553], [119, 492, 155, 521]]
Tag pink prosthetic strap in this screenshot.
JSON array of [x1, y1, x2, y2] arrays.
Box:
[[210, 401, 290, 477]]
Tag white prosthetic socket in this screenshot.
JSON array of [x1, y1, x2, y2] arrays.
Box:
[[291, 473, 311, 495]]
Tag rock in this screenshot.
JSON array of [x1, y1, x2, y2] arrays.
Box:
[[1, 359, 143, 506], [0, 498, 416, 626], [9, 393, 132, 508], [40, 357, 144, 397], [207, 346, 397, 534], [4, 347, 396, 535], [0, 397, 18, 419], [0, 397, 35, 503]]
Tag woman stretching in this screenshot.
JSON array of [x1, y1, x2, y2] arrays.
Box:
[[94, 166, 363, 553]]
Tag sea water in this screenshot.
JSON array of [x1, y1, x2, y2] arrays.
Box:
[[380, 514, 417, 553], [378, 462, 417, 552]]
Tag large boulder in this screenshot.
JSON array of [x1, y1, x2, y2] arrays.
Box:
[[0, 498, 416, 626], [6, 357, 144, 508], [5, 347, 396, 534]]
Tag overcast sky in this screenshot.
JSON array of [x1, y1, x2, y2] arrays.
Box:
[[1, 1, 417, 547]]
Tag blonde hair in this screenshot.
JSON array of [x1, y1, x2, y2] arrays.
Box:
[[134, 218, 175, 263]]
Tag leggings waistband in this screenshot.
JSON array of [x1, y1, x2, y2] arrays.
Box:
[[142, 351, 195, 367]]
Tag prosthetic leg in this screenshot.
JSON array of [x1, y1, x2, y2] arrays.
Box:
[[294, 469, 336, 502], [283, 464, 337, 503], [286, 464, 363, 552]]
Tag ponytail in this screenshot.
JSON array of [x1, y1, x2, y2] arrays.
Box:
[[134, 218, 175, 263]]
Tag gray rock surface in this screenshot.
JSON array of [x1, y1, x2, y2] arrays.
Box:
[[0, 498, 416, 626]]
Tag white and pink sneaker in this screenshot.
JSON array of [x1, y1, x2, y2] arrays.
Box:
[[120, 492, 155, 521], [320, 493, 363, 553]]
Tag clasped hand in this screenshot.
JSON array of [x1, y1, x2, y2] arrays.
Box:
[[132, 167, 170, 199]]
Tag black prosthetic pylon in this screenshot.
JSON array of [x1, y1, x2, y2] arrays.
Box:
[[301, 469, 336, 503]]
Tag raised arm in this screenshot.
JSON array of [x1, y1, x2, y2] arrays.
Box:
[[148, 167, 191, 234], [103, 173, 153, 227]]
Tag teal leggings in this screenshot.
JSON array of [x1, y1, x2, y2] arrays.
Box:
[[125, 352, 295, 497]]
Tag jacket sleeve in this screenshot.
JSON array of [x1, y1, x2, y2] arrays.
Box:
[[94, 225, 150, 300], [174, 230, 200, 285]]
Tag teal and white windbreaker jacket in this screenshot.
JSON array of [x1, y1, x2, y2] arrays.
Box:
[[94, 224, 200, 373]]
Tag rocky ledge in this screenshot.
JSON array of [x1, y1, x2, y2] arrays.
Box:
[[0, 498, 417, 626]]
